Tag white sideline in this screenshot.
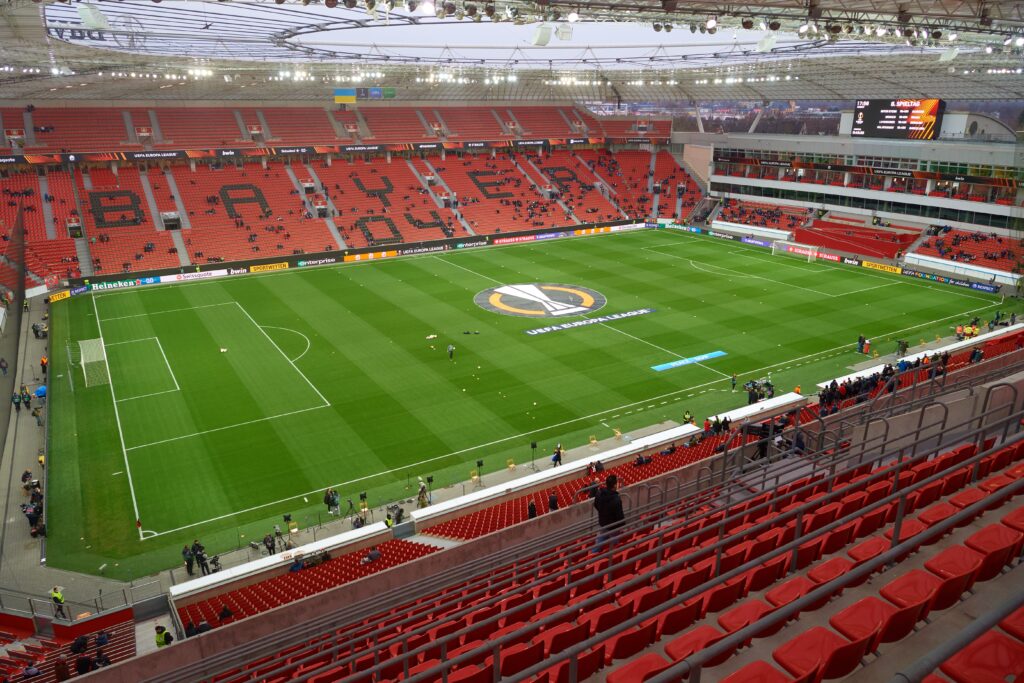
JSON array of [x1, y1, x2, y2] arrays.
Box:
[[91, 295, 145, 540], [817, 322, 1024, 389]]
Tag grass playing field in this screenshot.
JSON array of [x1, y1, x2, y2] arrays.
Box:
[[46, 228, 1016, 579]]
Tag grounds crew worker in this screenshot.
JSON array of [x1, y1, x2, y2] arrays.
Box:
[[50, 586, 66, 619]]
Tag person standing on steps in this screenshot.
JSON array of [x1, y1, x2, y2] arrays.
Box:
[[593, 474, 625, 552], [50, 586, 67, 619]]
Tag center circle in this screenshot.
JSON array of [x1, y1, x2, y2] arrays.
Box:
[[474, 283, 607, 318]]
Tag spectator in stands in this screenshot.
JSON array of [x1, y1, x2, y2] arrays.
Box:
[[527, 500, 537, 519], [548, 493, 558, 512], [74, 654, 95, 676], [53, 657, 70, 682], [361, 546, 382, 565], [70, 635, 88, 654], [196, 621, 212, 634], [185, 621, 198, 638], [593, 474, 625, 552], [218, 605, 233, 621], [93, 649, 111, 668], [288, 556, 305, 573]]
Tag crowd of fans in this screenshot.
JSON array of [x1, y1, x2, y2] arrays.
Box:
[[920, 225, 1021, 269], [718, 198, 809, 229]]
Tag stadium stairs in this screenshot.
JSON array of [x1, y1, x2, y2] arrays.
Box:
[[313, 157, 465, 247], [423, 155, 562, 235], [574, 150, 654, 220], [0, 611, 135, 682], [149, 387, 1024, 683]]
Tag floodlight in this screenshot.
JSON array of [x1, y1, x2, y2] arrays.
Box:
[[566, 11, 578, 22], [705, 17, 716, 29]]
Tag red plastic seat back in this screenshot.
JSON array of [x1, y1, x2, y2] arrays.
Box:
[[821, 633, 872, 679], [500, 641, 544, 678], [878, 602, 924, 646]]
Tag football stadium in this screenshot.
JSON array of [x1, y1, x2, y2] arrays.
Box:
[[0, 0, 1023, 680]]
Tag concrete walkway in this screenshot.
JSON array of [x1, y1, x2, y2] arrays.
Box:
[[0, 298, 134, 613]]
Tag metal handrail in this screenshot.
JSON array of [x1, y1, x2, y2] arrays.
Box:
[[313, 409, 1024, 683], [157, 386, 1017, 682], [485, 419, 1024, 683], [889, 587, 1024, 683], [648, 470, 1024, 683]]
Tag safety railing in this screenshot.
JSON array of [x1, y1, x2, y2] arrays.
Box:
[[647, 464, 1024, 683], [161, 395, 1021, 683], [889, 586, 1024, 683]]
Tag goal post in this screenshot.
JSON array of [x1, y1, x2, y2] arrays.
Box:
[[771, 240, 819, 263], [78, 338, 110, 388]]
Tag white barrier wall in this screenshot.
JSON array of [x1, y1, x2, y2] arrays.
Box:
[[816, 323, 1024, 389], [904, 252, 1021, 287], [710, 220, 792, 242]]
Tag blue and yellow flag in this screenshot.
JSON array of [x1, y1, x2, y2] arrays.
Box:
[[333, 88, 356, 104]]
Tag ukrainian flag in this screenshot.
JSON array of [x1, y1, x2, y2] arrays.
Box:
[[334, 88, 356, 104]]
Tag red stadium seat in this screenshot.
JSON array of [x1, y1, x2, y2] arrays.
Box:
[[939, 631, 1024, 683], [606, 653, 671, 683]]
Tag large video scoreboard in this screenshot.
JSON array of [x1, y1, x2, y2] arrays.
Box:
[[851, 99, 945, 140]]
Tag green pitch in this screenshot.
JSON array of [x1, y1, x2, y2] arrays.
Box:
[[45, 229, 1015, 579]]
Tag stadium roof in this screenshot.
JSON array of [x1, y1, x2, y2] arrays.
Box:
[[0, 0, 1022, 101]]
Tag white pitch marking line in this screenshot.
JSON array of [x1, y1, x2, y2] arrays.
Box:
[[260, 325, 313, 363], [645, 246, 837, 298], [104, 337, 159, 347], [434, 252, 727, 377], [99, 302, 236, 322], [679, 233, 994, 303], [153, 337, 180, 391], [120, 232, 1000, 537], [126, 405, 331, 452], [233, 302, 330, 407], [116, 389, 179, 403], [433, 255, 503, 285], [91, 294, 144, 540]]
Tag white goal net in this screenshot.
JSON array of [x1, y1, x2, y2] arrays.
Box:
[[771, 240, 819, 263], [78, 338, 110, 388]]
